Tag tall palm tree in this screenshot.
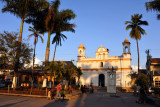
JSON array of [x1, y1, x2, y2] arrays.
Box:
[[1, 0, 47, 77], [28, 26, 44, 83], [146, 0, 160, 19], [52, 33, 67, 61], [52, 9, 76, 61], [125, 14, 148, 72], [44, 0, 60, 63], [1, 0, 37, 43]]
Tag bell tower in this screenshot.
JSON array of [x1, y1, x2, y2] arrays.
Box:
[[78, 43, 85, 60], [122, 38, 131, 54]]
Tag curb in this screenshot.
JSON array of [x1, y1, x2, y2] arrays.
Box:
[[0, 92, 81, 100], [0, 93, 47, 98]]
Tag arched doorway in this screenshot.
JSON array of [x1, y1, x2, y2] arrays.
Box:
[[99, 74, 105, 87]]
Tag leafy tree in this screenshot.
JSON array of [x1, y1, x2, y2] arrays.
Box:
[[125, 14, 148, 72], [146, 0, 160, 19], [76, 67, 82, 86], [135, 73, 149, 90], [0, 31, 32, 88], [28, 26, 44, 83], [0, 31, 32, 71], [44, 61, 58, 87]]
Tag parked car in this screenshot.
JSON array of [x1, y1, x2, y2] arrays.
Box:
[[0, 80, 5, 88]]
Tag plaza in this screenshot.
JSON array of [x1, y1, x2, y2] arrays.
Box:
[[0, 91, 156, 107]]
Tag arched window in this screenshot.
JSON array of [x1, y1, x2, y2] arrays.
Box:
[[80, 50, 82, 54], [100, 62, 103, 67], [125, 46, 128, 53]]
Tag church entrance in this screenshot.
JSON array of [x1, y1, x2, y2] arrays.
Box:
[[99, 74, 105, 87]]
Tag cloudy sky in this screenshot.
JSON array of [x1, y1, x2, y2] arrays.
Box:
[[0, 0, 160, 69]]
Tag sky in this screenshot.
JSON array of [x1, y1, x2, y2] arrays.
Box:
[[0, 0, 160, 70]]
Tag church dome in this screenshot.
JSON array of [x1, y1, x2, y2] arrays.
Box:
[[96, 47, 109, 53]]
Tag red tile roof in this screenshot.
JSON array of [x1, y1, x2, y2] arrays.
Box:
[[151, 58, 160, 63]]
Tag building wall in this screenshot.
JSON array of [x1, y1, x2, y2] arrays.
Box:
[[77, 54, 131, 88]]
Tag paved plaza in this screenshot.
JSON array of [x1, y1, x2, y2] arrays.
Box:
[[0, 92, 156, 107]]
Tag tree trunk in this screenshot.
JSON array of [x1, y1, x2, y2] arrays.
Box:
[[32, 39, 36, 87], [18, 18, 24, 43], [45, 31, 51, 63], [136, 39, 140, 73], [53, 44, 57, 61]]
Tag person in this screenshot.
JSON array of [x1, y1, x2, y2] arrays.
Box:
[[69, 85, 72, 94], [54, 83, 62, 102], [81, 85, 84, 94], [47, 89, 52, 100], [136, 86, 147, 104]]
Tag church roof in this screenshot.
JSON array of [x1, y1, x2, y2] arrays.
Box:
[[123, 38, 130, 45], [124, 38, 130, 43], [78, 43, 85, 49]]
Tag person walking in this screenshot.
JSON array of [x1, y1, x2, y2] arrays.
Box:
[[54, 82, 62, 102]]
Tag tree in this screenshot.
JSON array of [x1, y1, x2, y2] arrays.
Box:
[[44, 0, 60, 63], [135, 73, 149, 90], [44, 61, 58, 87], [1, 0, 37, 43], [125, 14, 148, 72], [52, 8, 76, 61], [0, 31, 33, 88], [76, 67, 82, 86], [146, 0, 160, 19], [28, 26, 44, 83], [1, 0, 47, 75]]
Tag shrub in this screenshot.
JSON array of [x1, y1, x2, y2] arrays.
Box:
[[135, 73, 149, 90]]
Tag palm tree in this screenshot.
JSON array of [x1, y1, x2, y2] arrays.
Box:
[[52, 9, 76, 61], [125, 14, 148, 72], [44, 0, 76, 63], [1, 0, 37, 43], [44, 0, 60, 63], [28, 26, 44, 84], [52, 33, 67, 61], [146, 0, 160, 19]]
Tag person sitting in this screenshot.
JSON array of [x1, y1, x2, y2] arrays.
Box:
[[47, 89, 52, 100]]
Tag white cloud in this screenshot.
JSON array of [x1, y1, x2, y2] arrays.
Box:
[[24, 57, 42, 68], [131, 65, 142, 72]]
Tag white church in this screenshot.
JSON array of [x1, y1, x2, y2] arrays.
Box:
[[77, 38, 132, 89]]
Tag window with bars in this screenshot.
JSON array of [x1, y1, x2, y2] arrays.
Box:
[[100, 62, 103, 67], [155, 78, 160, 87]]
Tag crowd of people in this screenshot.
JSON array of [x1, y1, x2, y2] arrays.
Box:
[[81, 85, 94, 94]]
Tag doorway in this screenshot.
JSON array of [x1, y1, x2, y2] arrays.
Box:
[[99, 74, 105, 87]]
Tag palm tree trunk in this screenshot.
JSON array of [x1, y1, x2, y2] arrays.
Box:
[[32, 39, 36, 86], [45, 31, 51, 63], [53, 44, 57, 61], [18, 18, 24, 43], [136, 39, 140, 73]]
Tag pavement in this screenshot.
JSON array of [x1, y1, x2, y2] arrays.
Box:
[[0, 91, 158, 107]]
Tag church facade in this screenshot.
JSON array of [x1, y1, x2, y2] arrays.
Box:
[[77, 38, 131, 89]]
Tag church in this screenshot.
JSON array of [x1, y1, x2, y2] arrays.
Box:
[[77, 38, 131, 89]]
